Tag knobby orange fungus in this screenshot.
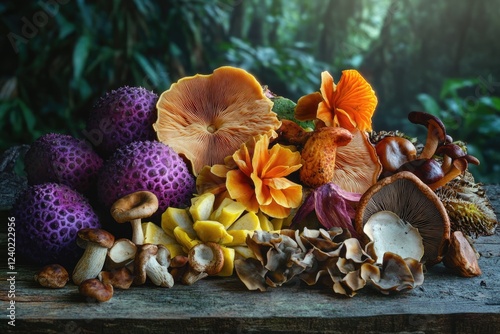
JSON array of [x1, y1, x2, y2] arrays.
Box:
[[225, 135, 303, 219], [295, 70, 377, 133]]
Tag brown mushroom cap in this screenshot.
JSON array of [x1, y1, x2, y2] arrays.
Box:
[[98, 267, 135, 289], [188, 242, 225, 276], [154, 66, 281, 175], [77, 228, 115, 249], [110, 191, 159, 223], [34, 264, 69, 288], [442, 231, 482, 277], [79, 278, 113, 302], [375, 136, 417, 173], [355, 171, 450, 265], [408, 111, 447, 159]]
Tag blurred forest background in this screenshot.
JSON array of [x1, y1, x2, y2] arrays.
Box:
[[1, 0, 499, 183]]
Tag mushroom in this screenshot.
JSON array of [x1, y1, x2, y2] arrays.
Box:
[[79, 278, 113, 302], [442, 231, 482, 277], [154, 66, 281, 176], [395, 158, 444, 184], [428, 146, 480, 191], [299, 126, 353, 188], [134, 244, 174, 287], [72, 228, 115, 285], [331, 129, 382, 194], [375, 136, 417, 173], [105, 238, 137, 269], [361, 252, 424, 295], [408, 111, 447, 159], [355, 171, 450, 265], [110, 191, 159, 245], [98, 267, 135, 289], [34, 264, 69, 288], [363, 211, 424, 264], [182, 242, 224, 285]]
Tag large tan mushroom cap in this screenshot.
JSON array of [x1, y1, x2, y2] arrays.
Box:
[[154, 66, 281, 176], [355, 171, 450, 265]]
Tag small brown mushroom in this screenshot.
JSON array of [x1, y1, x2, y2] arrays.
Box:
[[79, 278, 113, 302], [395, 158, 444, 184], [442, 231, 482, 277], [182, 242, 224, 285], [428, 154, 479, 191], [111, 191, 159, 245], [375, 136, 417, 173], [134, 244, 174, 287], [34, 264, 69, 288], [408, 111, 447, 159], [105, 238, 137, 269], [72, 228, 115, 285], [98, 267, 135, 290]]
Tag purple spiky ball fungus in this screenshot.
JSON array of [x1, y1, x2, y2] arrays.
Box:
[[24, 133, 103, 193], [85, 86, 158, 156], [11, 183, 100, 267], [97, 140, 195, 220]]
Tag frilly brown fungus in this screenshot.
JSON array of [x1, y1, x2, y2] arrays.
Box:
[[154, 66, 281, 176]]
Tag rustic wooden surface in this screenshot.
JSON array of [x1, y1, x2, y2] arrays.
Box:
[[0, 181, 499, 334]]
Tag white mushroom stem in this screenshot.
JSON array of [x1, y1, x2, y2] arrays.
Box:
[[145, 257, 174, 287], [72, 244, 108, 285], [130, 219, 144, 245]]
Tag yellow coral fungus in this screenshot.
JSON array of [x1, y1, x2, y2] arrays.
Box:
[[226, 135, 303, 218]]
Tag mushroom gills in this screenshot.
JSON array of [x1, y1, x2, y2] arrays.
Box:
[[363, 211, 424, 264]]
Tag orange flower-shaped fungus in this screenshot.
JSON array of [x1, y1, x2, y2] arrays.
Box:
[[226, 135, 303, 218], [154, 66, 281, 175], [295, 70, 377, 132]]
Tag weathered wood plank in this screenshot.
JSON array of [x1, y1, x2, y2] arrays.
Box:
[[1, 178, 499, 333]]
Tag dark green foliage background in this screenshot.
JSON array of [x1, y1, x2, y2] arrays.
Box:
[[1, 0, 499, 182]]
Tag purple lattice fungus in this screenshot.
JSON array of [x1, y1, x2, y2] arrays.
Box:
[[97, 141, 195, 220], [84, 86, 158, 156], [11, 183, 101, 267], [24, 133, 103, 193]]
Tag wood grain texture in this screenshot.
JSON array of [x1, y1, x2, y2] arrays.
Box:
[[0, 183, 499, 334]]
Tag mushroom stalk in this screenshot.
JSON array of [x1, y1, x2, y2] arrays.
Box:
[[428, 159, 468, 191], [130, 219, 144, 245], [145, 257, 174, 287], [72, 244, 109, 285]]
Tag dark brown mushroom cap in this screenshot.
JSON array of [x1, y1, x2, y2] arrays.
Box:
[[34, 264, 69, 288], [79, 278, 113, 302], [98, 267, 135, 290], [77, 228, 115, 249], [355, 171, 450, 265], [436, 143, 466, 159], [375, 136, 417, 172], [110, 191, 159, 223], [395, 158, 444, 184], [408, 111, 447, 143]]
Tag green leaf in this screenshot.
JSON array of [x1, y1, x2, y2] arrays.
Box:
[[439, 78, 477, 99], [18, 100, 36, 132], [73, 35, 91, 81], [416, 93, 441, 116], [478, 96, 500, 112], [133, 53, 159, 88]]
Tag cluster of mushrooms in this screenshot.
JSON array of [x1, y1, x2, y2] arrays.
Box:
[[29, 66, 497, 301], [33, 191, 226, 302]]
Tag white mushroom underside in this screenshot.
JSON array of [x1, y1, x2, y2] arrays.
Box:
[[364, 211, 424, 264]]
